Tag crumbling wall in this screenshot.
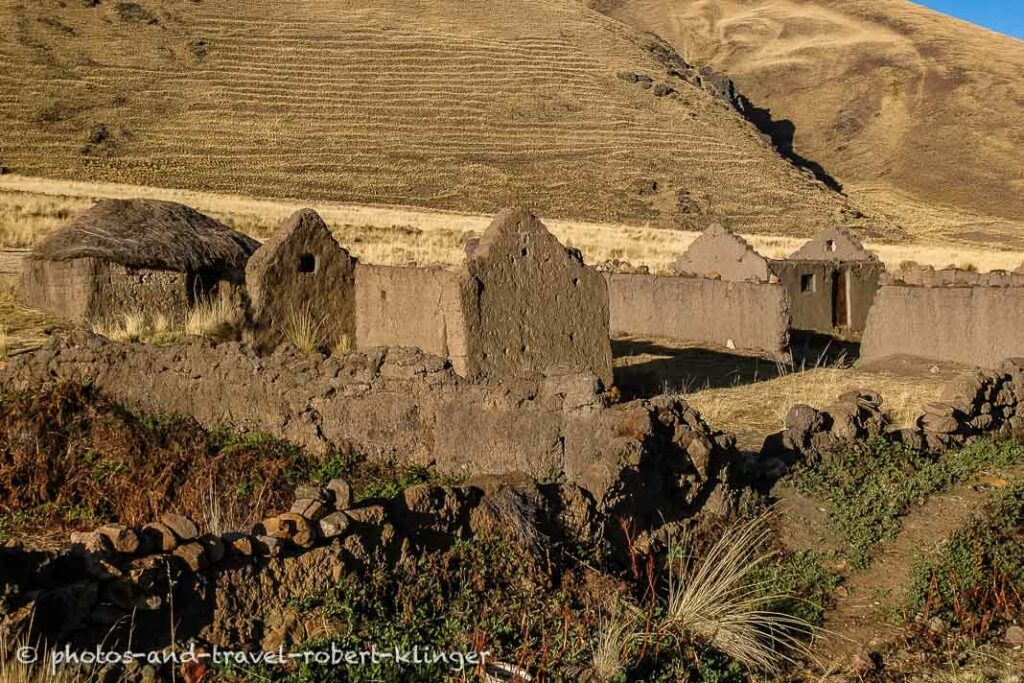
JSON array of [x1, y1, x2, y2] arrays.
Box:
[[672, 224, 769, 282], [246, 210, 356, 351], [459, 208, 614, 386], [2, 333, 735, 508], [21, 257, 193, 323], [882, 267, 1024, 288], [769, 259, 882, 336], [354, 264, 469, 375], [606, 273, 790, 358], [860, 285, 1024, 367]]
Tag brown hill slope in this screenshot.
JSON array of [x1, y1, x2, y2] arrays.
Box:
[[0, 0, 878, 236], [597, 0, 1024, 244]]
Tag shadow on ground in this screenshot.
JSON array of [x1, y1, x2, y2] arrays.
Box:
[[612, 333, 861, 400]]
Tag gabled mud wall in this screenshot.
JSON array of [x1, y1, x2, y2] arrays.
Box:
[[605, 273, 790, 358]]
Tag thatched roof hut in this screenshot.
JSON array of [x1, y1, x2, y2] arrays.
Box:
[[33, 199, 259, 277], [23, 199, 259, 324]]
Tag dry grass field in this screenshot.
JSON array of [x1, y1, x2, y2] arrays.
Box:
[[0, 0, 880, 237], [599, 0, 1024, 245], [4, 176, 1024, 274]]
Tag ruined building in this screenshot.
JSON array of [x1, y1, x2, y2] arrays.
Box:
[[21, 199, 258, 324], [769, 227, 883, 339]]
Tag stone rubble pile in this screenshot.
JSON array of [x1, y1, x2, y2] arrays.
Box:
[[0, 474, 599, 648], [766, 358, 1024, 465]]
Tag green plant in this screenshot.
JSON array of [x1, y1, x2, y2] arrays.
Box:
[[907, 482, 1024, 638], [792, 438, 1024, 568]]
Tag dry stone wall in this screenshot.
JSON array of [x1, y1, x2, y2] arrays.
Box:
[[0, 473, 607, 655], [764, 358, 1024, 465], [860, 285, 1024, 367], [606, 273, 791, 358]]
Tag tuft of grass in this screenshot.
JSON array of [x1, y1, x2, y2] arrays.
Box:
[[91, 310, 146, 343], [658, 512, 817, 674], [0, 324, 7, 361], [793, 439, 1024, 569], [591, 601, 642, 682], [283, 303, 326, 353], [184, 295, 238, 341], [331, 332, 353, 356]]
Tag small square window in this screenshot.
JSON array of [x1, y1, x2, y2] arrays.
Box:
[[826, 239, 837, 253], [800, 273, 816, 293], [298, 253, 316, 274]]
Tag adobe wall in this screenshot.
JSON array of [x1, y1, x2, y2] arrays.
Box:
[[605, 273, 790, 358], [246, 210, 357, 351], [354, 264, 469, 375], [21, 257, 192, 323], [860, 285, 1024, 367], [461, 208, 613, 386], [882, 267, 1024, 288], [789, 226, 875, 262], [770, 260, 882, 336], [2, 333, 737, 511], [673, 224, 770, 282]]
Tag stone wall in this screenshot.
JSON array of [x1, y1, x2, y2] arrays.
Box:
[[605, 273, 790, 358], [860, 285, 1024, 367], [770, 259, 882, 337], [354, 264, 469, 374]]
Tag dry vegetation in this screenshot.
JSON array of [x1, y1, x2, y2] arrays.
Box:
[[684, 366, 950, 450], [0, 0, 879, 236], [3, 177, 1023, 275], [602, 0, 1024, 245]]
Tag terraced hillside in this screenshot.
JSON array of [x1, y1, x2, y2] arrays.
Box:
[[0, 0, 878, 236], [597, 0, 1024, 244]]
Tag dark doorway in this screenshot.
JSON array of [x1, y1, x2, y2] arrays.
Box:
[[832, 268, 848, 328]]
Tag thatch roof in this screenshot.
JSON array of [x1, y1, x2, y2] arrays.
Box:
[[32, 199, 260, 274]]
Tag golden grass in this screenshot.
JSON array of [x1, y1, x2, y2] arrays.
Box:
[[2, 177, 1023, 273], [591, 603, 641, 681], [0, 324, 7, 362], [0, 0, 873, 236], [183, 295, 240, 341], [90, 311, 147, 343], [684, 367, 949, 450], [0, 284, 62, 356], [660, 512, 816, 673], [283, 304, 327, 353]]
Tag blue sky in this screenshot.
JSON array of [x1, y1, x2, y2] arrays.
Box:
[[917, 1, 1024, 39]]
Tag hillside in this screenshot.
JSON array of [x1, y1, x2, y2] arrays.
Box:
[[0, 0, 881, 237], [596, 0, 1024, 245]]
